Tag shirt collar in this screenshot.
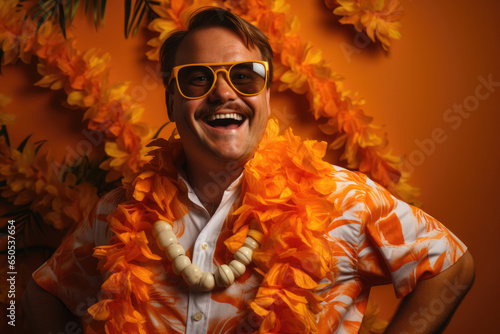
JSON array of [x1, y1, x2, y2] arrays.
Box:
[[176, 166, 244, 207]]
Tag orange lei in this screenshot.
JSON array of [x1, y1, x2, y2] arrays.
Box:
[[88, 119, 339, 333]]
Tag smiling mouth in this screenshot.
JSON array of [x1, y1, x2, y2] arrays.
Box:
[[204, 113, 246, 129]]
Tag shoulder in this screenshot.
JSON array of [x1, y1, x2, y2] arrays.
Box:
[[328, 165, 375, 204], [330, 165, 370, 187], [330, 165, 397, 208], [327, 165, 405, 235]]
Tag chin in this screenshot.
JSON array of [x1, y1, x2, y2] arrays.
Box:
[[213, 148, 253, 164]]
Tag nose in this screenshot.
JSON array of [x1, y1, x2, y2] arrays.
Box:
[[207, 70, 238, 103]]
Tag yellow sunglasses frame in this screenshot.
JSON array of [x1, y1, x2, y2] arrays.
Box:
[[168, 60, 269, 100]]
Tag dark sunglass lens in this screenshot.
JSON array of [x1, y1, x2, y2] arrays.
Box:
[[178, 66, 214, 97], [230, 62, 266, 94]]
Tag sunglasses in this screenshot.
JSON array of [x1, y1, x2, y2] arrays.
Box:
[[168, 60, 269, 99]]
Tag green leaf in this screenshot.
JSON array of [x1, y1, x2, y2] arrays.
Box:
[[124, 0, 132, 38], [71, 0, 80, 22], [133, 2, 147, 37], [126, 0, 144, 37], [101, 0, 107, 26], [59, 2, 67, 38], [17, 134, 33, 153], [64, 0, 71, 23], [27, 0, 47, 18], [37, 7, 56, 29], [1, 204, 31, 218], [153, 121, 171, 139], [32, 211, 46, 237], [31, 0, 56, 28], [85, 0, 90, 14], [93, 0, 98, 29], [34, 139, 47, 154], [0, 125, 10, 147]]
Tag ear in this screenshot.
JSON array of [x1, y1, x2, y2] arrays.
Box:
[[165, 89, 175, 122]]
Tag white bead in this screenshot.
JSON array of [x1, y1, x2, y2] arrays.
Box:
[[152, 220, 172, 237], [166, 243, 185, 261], [182, 264, 202, 286], [156, 230, 177, 250], [243, 237, 259, 250], [229, 260, 246, 278], [214, 265, 235, 288], [196, 272, 215, 291], [234, 246, 253, 265], [173, 255, 191, 275]]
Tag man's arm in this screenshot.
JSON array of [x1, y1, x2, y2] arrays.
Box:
[[22, 278, 83, 334], [384, 250, 475, 334]]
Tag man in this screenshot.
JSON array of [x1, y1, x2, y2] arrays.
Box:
[[24, 7, 474, 334]]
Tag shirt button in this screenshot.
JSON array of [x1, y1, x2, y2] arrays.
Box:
[[193, 312, 203, 322], [201, 242, 208, 250]]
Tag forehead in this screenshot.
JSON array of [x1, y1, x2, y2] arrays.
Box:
[[174, 26, 262, 66]]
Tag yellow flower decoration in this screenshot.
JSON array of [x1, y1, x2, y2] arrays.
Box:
[[147, 0, 222, 61], [0, 134, 99, 230], [358, 298, 389, 333], [0, 0, 35, 65], [328, 0, 403, 50]]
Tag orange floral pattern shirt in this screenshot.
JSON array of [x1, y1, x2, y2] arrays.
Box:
[[33, 166, 466, 334]]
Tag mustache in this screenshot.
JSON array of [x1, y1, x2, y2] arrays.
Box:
[[194, 101, 253, 120]]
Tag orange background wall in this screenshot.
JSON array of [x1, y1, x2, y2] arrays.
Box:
[[2, 0, 499, 332]]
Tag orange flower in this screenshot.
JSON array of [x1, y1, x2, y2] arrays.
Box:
[[229, 120, 339, 332], [0, 130, 99, 229], [0, 139, 44, 205], [34, 20, 72, 64], [0, 0, 35, 65], [100, 122, 153, 181], [319, 100, 379, 168], [37, 46, 110, 100], [307, 76, 344, 119], [330, 0, 403, 50], [358, 146, 400, 186], [279, 40, 330, 94], [147, 0, 222, 61], [41, 172, 99, 230], [88, 298, 148, 333], [358, 298, 389, 334]]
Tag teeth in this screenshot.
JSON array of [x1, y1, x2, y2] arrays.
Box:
[[206, 113, 243, 122]]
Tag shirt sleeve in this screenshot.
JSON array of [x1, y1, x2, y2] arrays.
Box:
[[357, 177, 467, 298], [32, 188, 124, 315]]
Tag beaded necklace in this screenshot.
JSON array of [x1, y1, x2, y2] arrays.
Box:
[[152, 219, 263, 290]]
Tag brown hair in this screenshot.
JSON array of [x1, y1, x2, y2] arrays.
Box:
[[159, 7, 274, 89]]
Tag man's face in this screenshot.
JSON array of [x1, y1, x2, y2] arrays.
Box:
[[167, 26, 271, 171]]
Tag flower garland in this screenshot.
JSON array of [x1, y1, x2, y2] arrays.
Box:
[[88, 119, 338, 333], [0, 93, 99, 229], [325, 0, 403, 51], [0, 1, 154, 229]]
